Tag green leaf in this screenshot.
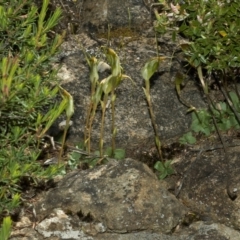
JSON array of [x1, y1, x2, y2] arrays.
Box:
[[88, 158, 99, 168], [164, 160, 174, 174], [154, 161, 165, 172], [230, 115, 238, 128], [229, 91, 239, 107], [104, 147, 125, 160], [70, 151, 81, 162], [154, 160, 174, 179], [92, 84, 103, 104], [219, 102, 227, 112], [179, 132, 196, 144], [225, 118, 234, 130], [104, 147, 112, 156], [191, 110, 212, 135], [101, 76, 113, 95], [202, 126, 211, 136], [94, 150, 100, 157], [66, 95, 74, 118], [89, 57, 99, 84], [114, 148, 125, 160], [159, 171, 168, 180], [0, 216, 12, 240], [141, 58, 160, 81]]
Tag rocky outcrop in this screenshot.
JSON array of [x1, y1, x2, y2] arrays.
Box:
[[35, 158, 187, 235], [53, 31, 205, 156], [174, 143, 240, 231], [10, 157, 240, 240], [79, 0, 154, 33]]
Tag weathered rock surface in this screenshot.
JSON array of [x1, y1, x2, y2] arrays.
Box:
[[173, 139, 240, 231], [53, 31, 205, 156], [10, 215, 240, 239], [35, 158, 187, 235], [34, 0, 153, 35], [79, 0, 152, 31], [43, 0, 206, 156], [10, 155, 240, 240]]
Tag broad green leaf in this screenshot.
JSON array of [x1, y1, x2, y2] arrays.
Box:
[[104, 147, 112, 156], [70, 151, 81, 161], [114, 149, 125, 160], [179, 132, 196, 144], [154, 160, 174, 179], [159, 171, 168, 180], [101, 76, 113, 95], [229, 115, 238, 127], [219, 102, 227, 112], [154, 161, 165, 172], [164, 160, 172, 168], [229, 92, 239, 107], [141, 58, 160, 81]]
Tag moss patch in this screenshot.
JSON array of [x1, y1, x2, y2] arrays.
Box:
[[97, 27, 140, 42]]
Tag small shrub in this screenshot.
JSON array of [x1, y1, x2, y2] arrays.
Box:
[[153, 1, 240, 143], [0, 0, 66, 219]]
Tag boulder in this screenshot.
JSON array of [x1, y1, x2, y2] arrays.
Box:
[[35, 158, 187, 236]]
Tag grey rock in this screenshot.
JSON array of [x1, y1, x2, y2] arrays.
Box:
[[184, 221, 240, 240], [11, 218, 240, 240], [79, 0, 152, 31], [173, 140, 240, 231], [35, 158, 187, 235]]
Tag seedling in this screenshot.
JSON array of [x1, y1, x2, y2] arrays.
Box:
[[141, 57, 174, 178], [68, 143, 125, 170], [179, 132, 196, 145], [154, 160, 174, 180], [57, 86, 74, 163], [141, 57, 166, 162], [179, 91, 240, 145], [84, 56, 100, 154]]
